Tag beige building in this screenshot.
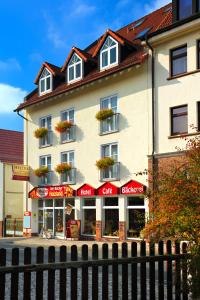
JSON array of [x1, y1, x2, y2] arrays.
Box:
[[16, 0, 200, 240]]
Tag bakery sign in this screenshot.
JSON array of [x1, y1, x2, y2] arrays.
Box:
[[29, 185, 74, 199], [120, 180, 145, 195], [12, 164, 30, 181]]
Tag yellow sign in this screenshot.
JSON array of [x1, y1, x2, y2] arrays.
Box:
[[12, 164, 30, 181]]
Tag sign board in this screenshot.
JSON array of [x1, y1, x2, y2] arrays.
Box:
[[97, 182, 119, 196], [12, 164, 30, 181], [120, 180, 145, 195], [77, 183, 96, 197], [23, 211, 31, 229], [29, 185, 74, 199], [66, 220, 79, 239], [65, 203, 73, 215]]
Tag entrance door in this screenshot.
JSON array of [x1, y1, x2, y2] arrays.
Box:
[[44, 209, 54, 233], [54, 209, 64, 237]]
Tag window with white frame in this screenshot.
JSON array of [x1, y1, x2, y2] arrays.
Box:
[[126, 197, 145, 238], [82, 198, 96, 235], [39, 68, 52, 95], [101, 143, 119, 180], [61, 109, 75, 142], [100, 95, 119, 134], [67, 53, 82, 83], [102, 143, 118, 160], [103, 197, 119, 236], [61, 151, 75, 184], [40, 116, 52, 147], [39, 155, 51, 185], [100, 36, 118, 70]]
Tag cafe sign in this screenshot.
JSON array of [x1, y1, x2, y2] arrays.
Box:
[[97, 182, 119, 196], [120, 180, 145, 195], [12, 164, 30, 181], [77, 183, 96, 197], [29, 185, 74, 199]]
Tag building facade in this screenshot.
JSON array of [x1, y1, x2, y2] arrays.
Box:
[[16, 0, 200, 240]]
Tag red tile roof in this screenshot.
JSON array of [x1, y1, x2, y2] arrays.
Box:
[[0, 129, 23, 164], [16, 3, 172, 111]]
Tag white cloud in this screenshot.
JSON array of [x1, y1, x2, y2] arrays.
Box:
[[0, 58, 21, 72], [145, 0, 170, 13], [72, 3, 96, 16], [0, 83, 27, 113]]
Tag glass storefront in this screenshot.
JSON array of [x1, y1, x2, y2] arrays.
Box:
[[127, 197, 145, 238], [82, 198, 96, 235], [103, 197, 119, 237]]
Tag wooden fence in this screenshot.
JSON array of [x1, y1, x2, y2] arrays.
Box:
[[0, 240, 190, 299]]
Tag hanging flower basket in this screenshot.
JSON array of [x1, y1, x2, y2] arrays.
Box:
[[96, 157, 115, 170], [34, 166, 49, 177], [34, 127, 48, 138], [95, 109, 114, 121], [55, 163, 72, 174], [55, 121, 73, 133]]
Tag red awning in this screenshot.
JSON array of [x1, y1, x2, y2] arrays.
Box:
[[97, 182, 119, 196], [29, 185, 75, 199], [77, 183, 96, 197], [120, 180, 145, 195]]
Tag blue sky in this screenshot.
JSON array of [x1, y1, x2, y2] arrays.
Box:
[[0, 0, 169, 132]]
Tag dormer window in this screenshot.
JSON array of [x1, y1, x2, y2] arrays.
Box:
[[39, 68, 52, 96], [100, 36, 118, 71], [67, 53, 82, 83]]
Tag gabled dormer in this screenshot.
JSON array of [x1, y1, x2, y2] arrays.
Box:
[[172, 0, 200, 22]]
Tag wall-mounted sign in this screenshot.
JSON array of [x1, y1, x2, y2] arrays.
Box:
[[24, 211, 31, 229], [120, 180, 145, 195], [97, 182, 119, 196], [77, 183, 96, 197], [12, 164, 30, 181], [29, 185, 74, 199]]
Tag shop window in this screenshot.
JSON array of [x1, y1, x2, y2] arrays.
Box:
[[39, 115, 52, 147], [82, 198, 96, 235], [55, 199, 64, 207], [170, 45, 187, 77], [103, 197, 119, 237], [45, 199, 53, 207], [127, 197, 145, 238], [100, 95, 119, 134], [171, 105, 188, 135], [61, 108, 75, 142]]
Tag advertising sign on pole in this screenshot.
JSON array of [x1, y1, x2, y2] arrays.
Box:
[[23, 211, 31, 229]]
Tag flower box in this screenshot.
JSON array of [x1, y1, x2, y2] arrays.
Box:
[[34, 166, 49, 177], [55, 121, 73, 133], [55, 163, 72, 174], [34, 127, 48, 138], [96, 157, 115, 170], [95, 109, 114, 121]]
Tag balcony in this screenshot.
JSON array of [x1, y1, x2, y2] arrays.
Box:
[[39, 171, 52, 185], [100, 113, 119, 135], [60, 168, 76, 185], [39, 131, 52, 148], [61, 125, 76, 143], [100, 162, 120, 181]]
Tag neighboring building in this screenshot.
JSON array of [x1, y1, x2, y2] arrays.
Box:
[[0, 129, 24, 237], [15, 0, 200, 240]]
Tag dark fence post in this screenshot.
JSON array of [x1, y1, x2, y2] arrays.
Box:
[[149, 242, 155, 300], [140, 241, 146, 300], [131, 242, 137, 299], [166, 240, 173, 300], [112, 243, 118, 299], [48, 246, 55, 300], [102, 243, 109, 299], [23, 247, 31, 300], [158, 241, 164, 300], [122, 242, 128, 300], [175, 241, 181, 300], [0, 248, 6, 299], [92, 244, 98, 300], [36, 246, 44, 300], [82, 244, 88, 300], [71, 245, 78, 300], [11, 247, 19, 300], [182, 243, 188, 300], [60, 245, 67, 300]]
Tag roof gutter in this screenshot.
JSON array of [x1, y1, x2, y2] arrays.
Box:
[[16, 110, 29, 121]]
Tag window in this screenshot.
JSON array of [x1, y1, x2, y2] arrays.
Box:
[[127, 197, 145, 238], [39, 68, 52, 95], [39, 116, 52, 147], [82, 198, 96, 235], [171, 105, 188, 135], [198, 102, 200, 131], [39, 155, 51, 185], [67, 53, 82, 83], [198, 0, 200, 11], [61, 151, 76, 184], [100, 143, 120, 181], [103, 197, 119, 237], [100, 95, 119, 134], [197, 40, 200, 69], [170, 45, 187, 76], [100, 36, 118, 70], [61, 109, 75, 142], [178, 0, 193, 19]]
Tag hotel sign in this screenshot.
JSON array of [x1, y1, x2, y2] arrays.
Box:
[[97, 182, 119, 196], [12, 164, 30, 181], [29, 185, 74, 199], [120, 180, 145, 195], [77, 183, 96, 197]]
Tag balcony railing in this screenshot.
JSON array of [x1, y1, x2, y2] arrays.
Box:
[[61, 125, 76, 143], [39, 131, 52, 148], [39, 171, 52, 185], [60, 168, 76, 185], [100, 162, 120, 181], [100, 113, 119, 135]]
